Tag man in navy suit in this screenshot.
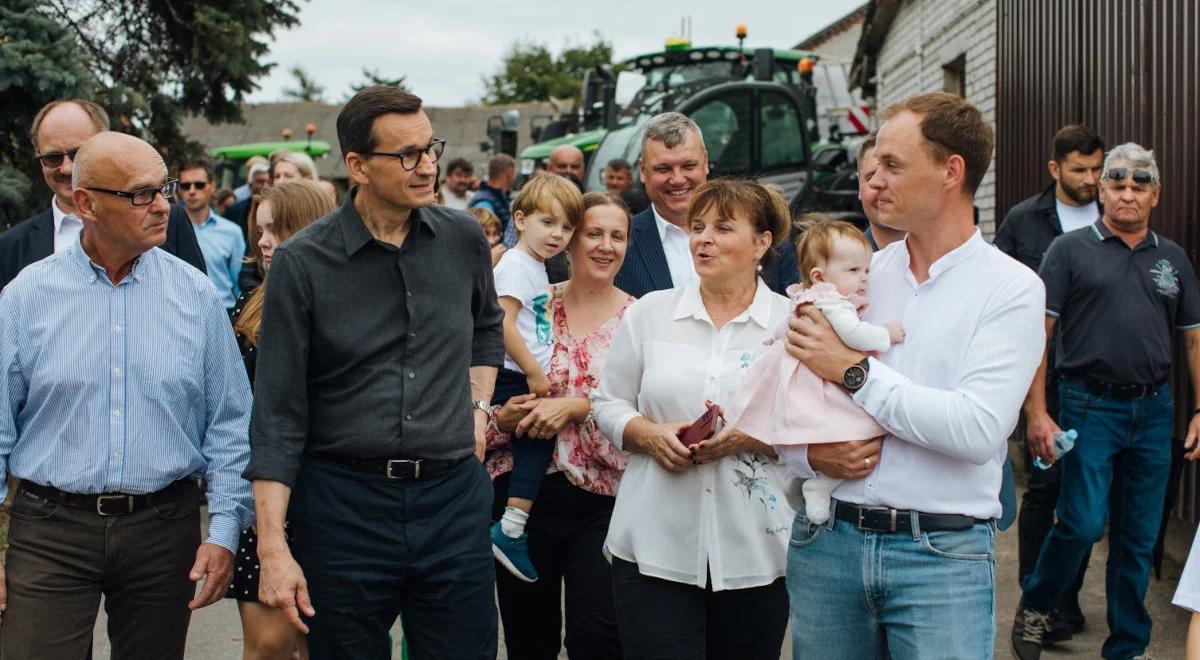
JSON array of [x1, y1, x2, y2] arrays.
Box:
[[1, 99, 205, 290], [615, 112, 797, 298]]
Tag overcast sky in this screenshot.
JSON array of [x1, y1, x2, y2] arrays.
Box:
[[246, 0, 864, 107]]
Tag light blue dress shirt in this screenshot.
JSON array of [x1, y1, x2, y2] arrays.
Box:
[[0, 239, 254, 552], [193, 210, 246, 309]]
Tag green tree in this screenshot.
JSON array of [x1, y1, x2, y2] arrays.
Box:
[[483, 32, 614, 104], [348, 68, 411, 98], [0, 0, 300, 226], [283, 65, 326, 102]]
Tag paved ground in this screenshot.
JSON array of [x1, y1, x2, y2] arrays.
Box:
[[87, 485, 1191, 659]]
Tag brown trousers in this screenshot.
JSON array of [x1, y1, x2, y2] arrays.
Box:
[[0, 481, 202, 660]]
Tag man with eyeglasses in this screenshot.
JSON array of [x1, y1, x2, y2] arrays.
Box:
[[1013, 143, 1200, 660], [178, 157, 245, 311], [0, 99, 206, 290], [0, 131, 253, 658], [246, 85, 503, 659]]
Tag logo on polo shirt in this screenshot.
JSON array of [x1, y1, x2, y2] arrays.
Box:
[[1150, 259, 1181, 298]]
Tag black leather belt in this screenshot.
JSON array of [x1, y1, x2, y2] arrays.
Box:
[[833, 500, 987, 533], [19, 479, 197, 516], [308, 452, 468, 480], [1062, 373, 1165, 401]]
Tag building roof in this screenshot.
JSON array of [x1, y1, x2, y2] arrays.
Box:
[[794, 3, 869, 52], [848, 0, 903, 97]]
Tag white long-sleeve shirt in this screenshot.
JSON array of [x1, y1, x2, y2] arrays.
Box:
[[592, 280, 800, 590], [790, 231, 1045, 519]]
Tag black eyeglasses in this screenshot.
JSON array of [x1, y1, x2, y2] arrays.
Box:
[[1105, 167, 1156, 185], [36, 148, 81, 168], [84, 179, 178, 206], [361, 139, 445, 171], [177, 180, 209, 191]]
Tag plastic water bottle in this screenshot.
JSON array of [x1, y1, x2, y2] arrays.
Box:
[[1033, 429, 1078, 470]]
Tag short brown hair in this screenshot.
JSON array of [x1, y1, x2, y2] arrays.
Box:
[[512, 173, 584, 229], [177, 157, 214, 182], [581, 191, 633, 234], [794, 214, 873, 287], [31, 99, 108, 151], [1051, 124, 1104, 162], [856, 133, 877, 164], [880, 92, 994, 195], [468, 207, 501, 234], [337, 85, 423, 157], [687, 178, 791, 249], [488, 154, 515, 180]]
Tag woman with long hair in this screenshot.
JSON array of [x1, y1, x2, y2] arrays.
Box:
[[227, 179, 335, 660]]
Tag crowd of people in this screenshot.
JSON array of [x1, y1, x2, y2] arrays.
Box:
[[2, 82, 1200, 660]]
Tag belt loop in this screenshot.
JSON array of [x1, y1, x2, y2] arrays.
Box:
[[909, 509, 921, 541]]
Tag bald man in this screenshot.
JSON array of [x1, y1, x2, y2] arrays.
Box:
[[548, 144, 585, 185], [0, 99, 206, 290], [0, 132, 253, 659]]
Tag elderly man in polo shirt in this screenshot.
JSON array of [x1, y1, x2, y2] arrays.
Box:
[[1013, 143, 1200, 660]]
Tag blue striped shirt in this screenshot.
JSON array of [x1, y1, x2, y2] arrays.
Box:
[[0, 239, 253, 552], [193, 210, 245, 309]]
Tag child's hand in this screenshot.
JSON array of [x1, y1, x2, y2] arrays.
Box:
[[526, 371, 551, 398], [885, 320, 905, 344]]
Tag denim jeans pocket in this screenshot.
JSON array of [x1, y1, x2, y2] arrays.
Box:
[[10, 489, 60, 521], [789, 517, 825, 548], [919, 524, 994, 561]]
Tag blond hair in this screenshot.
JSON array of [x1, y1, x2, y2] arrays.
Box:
[[794, 214, 872, 287], [468, 207, 502, 235], [511, 173, 583, 230], [235, 180, 337, 345], [269, 149, 319, 181]]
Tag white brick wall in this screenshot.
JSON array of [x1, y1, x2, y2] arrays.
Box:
[[871, 0, 999, 237]]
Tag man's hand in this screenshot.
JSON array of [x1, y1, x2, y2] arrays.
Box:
[[473, 409, 489, 461], [259, 545, 315, 634], [1185, 413, 1200, 461], [188, 542, 234, 610], [807, 438, 884, 479], [1025, 410, 1062, 465], [496, 393, 539, 434], [636, 422, 693, 472], [785, 306, 865, 382]]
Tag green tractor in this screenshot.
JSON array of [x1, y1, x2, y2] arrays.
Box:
[[208, 138, 332, 191]]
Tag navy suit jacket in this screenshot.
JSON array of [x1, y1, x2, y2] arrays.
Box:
[[0, 203, 207, 289], [613, 205, 799, 299]]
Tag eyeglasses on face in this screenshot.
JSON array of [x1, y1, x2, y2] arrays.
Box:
[[361, 139, 445, 171], [177, 180, 210, 191], [84, 179, 179, 206], [36, 148, 81, 169], [1104, 167, 1156, 186]]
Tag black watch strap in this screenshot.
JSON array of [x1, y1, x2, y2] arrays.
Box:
[[842, 358, 870, 393], [1191, 407, 1200, 418]]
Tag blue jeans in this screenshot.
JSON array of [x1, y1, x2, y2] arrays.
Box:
[[1022, 380, 1173, 659], [787, 507, 996, 659]]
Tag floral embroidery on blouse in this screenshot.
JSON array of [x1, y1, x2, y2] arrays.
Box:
[[485, 283, 634, 496]]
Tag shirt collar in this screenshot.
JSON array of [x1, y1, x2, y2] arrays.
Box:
[[899, 229, 986, 283], [672, 278, 774, 330], [1090, 218, 1158, 249], [339, 187, 439, 257], [66, 236, 151, 285], [651, 203, 686, 241], [51, 197, 82, 233]]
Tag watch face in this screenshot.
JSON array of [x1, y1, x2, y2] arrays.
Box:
[[843, 365, 867, 390]]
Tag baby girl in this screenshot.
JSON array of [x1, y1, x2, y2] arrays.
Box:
[[724, 217, 904, 524]]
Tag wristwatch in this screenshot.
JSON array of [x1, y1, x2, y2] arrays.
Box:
[[841, 358, 870, 393], [471, 399, 490, 416]]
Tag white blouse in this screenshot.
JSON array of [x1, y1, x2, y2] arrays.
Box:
[[1174, 526, 1200, 612], [592, 280, 800, 591]]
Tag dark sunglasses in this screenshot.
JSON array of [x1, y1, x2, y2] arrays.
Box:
[[36, 148, 81, 168], [177, 180, 209, 191], [1104, 167, 1156, 185]]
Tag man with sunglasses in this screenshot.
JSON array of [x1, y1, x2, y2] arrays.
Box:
[[246, 85, 503, 659], [178, 157, 245, 310], [0, 131, 253, 658], [1014, 143, 1200, 660], [0, 99, 206, 290]]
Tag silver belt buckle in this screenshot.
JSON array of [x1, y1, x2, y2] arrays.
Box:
[[96, 494, 134, 516], [857, 506, 898, 532], [386, 459, 421, 480]]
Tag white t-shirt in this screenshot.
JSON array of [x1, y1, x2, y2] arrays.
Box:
[[493, 248, 552, 374], [443, 188, 473, 211], [1056, 199, 1100, 233], [1174, 526, 1200, 612]]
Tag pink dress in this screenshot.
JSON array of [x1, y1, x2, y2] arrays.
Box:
[[724, 283, 888, 447]]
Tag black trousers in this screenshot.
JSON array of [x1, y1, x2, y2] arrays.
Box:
[[1, 481, 202, 659], [1016, 380, 1088, 611], [491, 472, 622, 660], [610, 557, 788, 660], [289, 455, 497, 660], [492, 368, 556, 501]]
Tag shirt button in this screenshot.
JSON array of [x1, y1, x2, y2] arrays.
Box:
[[112, 452, 119, 459], [407, 291, 413, 297], [112, 368, 121, 376], [410, 331, 416, 338], [705, 488, 713, 494], [405, 414, 413, 421], [112, 325, 122, 333], [112, 409, 121, 417], [408, 372, 416, 379]]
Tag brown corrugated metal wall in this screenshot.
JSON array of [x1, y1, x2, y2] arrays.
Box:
[[996, 0, 1200, 523]]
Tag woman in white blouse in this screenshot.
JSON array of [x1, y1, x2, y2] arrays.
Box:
[[592, 178, 800, 660]]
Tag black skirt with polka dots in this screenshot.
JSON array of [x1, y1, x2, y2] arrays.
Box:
[[226, 527, 266, 602]]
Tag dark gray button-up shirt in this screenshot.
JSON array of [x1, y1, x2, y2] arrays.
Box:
[[244, 189, 504, 486], [1041, 219, 1200, 385]]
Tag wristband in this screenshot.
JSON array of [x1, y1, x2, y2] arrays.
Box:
[[1192, 407, 1200, 418]]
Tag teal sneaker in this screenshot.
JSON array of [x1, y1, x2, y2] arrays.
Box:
[[491, 521, 538, 583]]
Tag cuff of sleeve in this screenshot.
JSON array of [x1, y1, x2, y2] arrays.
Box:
[[470, 349, 505, 368], [242, 453, 301, 489], [205, 514, 241, 554], [1173, 591, 1200, 614], [1046, 309, 1060, 318], [852, 356, 903, 414], [610, 411, 640, 451], [779, 445, 816, 479]]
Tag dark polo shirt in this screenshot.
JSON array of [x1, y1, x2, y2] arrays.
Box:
[[1041, 219, 1200, 385], [245, 188, 505, 487]]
